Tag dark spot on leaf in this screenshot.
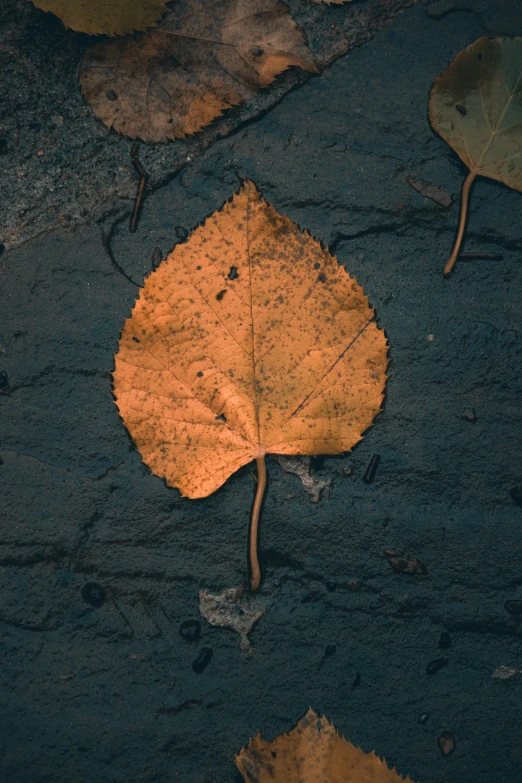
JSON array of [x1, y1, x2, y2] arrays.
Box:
[[132, 336, 140, 343], [228, 266, 239, 280], [216, 289, 227, 301], [477, 52, 483, 61], [81, 582, 106, 608], [197, 371, 203, 377], [192, 647, 213, 674], [250, 47, 264, 57], [106, 89, 117, 101], [179, 619, 201, 642], [271, 751, 277, 759], [215, 413, 227, 422], [317, 273, 327, 283], [314, 262, 320, 269], [455, 104, 467, 116]]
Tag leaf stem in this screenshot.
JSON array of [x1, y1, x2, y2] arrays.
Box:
[[249, 456, 266, 591], [444, 169, 477, 277]]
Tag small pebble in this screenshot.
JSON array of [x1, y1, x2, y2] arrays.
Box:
[[192, 647, 213, 674], [80, 582, 106, 608], [438, 631, 452, 649], [151, 247, 163, 270], [418, 713, 430, 725], [37, 149, 44, 157], [324, 644, 337, 657], [384, 549, 427, 575], [179, 619, 201, 642], [438, 731, 456, 756], [509, 487, 522, 507], [342, 467, 353, 477], [426, 657, 449, 675], [363, 454, 380, 484], [175, 226, 188, 241], [460, 408, 477, 423], [427, 334, 435, 342], [504, 600, 522, 617]]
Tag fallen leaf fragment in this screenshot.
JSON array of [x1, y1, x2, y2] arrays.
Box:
[[492, 665, 520, 680], [236, 708, 416, 782], [80, 0, 317, 141], [31, 0, 168, 35], [275, 455, 330, 502], [384, 549, 427, 575], [437, 731, 455, 757], [429, 37, 522, 276], [113, 180, 388, 588], [406, 176, 452, 207], [312, 0, 353, 4], [199, 586, 266, 653]]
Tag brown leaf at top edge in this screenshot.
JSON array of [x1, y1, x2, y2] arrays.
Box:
[[236, 708, 417, 782], [79, 0, 318, 141], [112, 180, 388, 499], [30, 0, 169, 36], [312, 0, 353, 4]]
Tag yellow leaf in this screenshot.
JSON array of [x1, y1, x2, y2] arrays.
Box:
[[80, 0, 317, 141], [113, 181, 388, 586], [30, 0, 169, 36], [236, 709, 417, 782], [429, 36, 522, 275]]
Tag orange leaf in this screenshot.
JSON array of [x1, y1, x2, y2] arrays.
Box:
[[113, 181, 388, 584], [236, 709, 417, 782]]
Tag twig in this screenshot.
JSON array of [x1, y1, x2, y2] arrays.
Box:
[[101, 213, 143, 288], [444, 169, 477, 277], [249, 456, 267, 591], [130, 144, 149, 233]]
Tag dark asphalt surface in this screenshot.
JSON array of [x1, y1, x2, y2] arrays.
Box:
[[1, 2, 522, 782]]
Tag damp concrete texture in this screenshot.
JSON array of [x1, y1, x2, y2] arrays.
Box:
[[0, 0, 417, 249], [1, 2, 522, 783]]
